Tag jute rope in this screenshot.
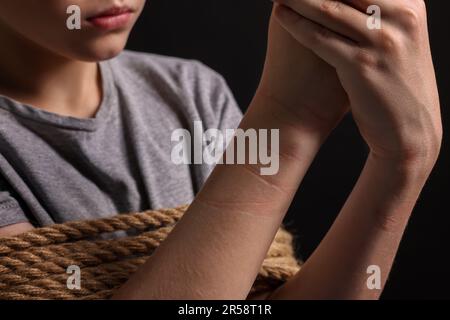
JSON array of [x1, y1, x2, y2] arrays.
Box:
[[0, 205, 300, 300]]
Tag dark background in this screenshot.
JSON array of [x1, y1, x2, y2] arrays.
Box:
[[127, 0, 450, 299]]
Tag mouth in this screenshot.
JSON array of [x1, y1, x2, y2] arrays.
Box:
[[86, 6, 135, 31]]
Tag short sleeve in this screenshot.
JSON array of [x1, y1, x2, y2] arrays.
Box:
[[0, 177, 29, 227], [217, 77, 243, 132], [193, 61, 243, 131], [186, 62, 244, 187]]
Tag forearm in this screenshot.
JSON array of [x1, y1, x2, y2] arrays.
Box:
[[271, 153, 432, 300], [113, 92, 325, 299]]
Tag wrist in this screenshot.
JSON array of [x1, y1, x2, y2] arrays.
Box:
[[250, 87, 334, 138], [361, 152, 433, 232], [368, 141, 441, 182], [245, 90, 326, 159], [367, 151, 435, 191]]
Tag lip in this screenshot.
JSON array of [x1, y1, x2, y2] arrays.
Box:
[[87, 7, 134, 30]]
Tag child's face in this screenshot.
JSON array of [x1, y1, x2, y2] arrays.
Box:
[[0, 0, 146, 61]]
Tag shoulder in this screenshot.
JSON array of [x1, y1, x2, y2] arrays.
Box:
[[108, 50, 228, 93], [105, 50, 242, 128]]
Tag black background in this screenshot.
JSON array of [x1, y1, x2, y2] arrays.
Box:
[[127, 0, 450, 299]]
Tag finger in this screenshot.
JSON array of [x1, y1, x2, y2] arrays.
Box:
[[273, 0, 371, 43], [273, 4, 357, 68], [342, 0, 398, 15]]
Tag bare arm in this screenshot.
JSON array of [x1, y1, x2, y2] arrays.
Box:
[[113, 92, 326, 299], [270, 153, 434, 299], [113, 8, 350, 300], [269, 0, 441, 299], [0, 222, 34, 237], [2, 2, 439, 301], [114, 0, 441, 299]]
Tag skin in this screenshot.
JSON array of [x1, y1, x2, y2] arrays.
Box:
[[0, 0, 145, 118], [0, 0, 442, 300], [0, 0, 145, 237]]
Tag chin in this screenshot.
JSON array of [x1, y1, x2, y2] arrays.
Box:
[[67, 34, 130, 62]]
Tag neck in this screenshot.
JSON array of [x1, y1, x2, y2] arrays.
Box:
[[0, 26, 102, 119]]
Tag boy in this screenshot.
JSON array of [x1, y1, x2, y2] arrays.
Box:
[[0, 0, 442, 299]]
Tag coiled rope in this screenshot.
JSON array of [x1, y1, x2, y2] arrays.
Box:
[[0, 205, 300, 300]]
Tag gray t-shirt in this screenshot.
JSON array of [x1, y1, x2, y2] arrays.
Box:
[[0, 51, 242, 227]]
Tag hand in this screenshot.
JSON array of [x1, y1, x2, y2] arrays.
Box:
[[257, 7, 349, 140], [273, 0, 442, 170]]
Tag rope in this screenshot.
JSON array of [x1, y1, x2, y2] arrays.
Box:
[[0, 205, 300, 300]]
